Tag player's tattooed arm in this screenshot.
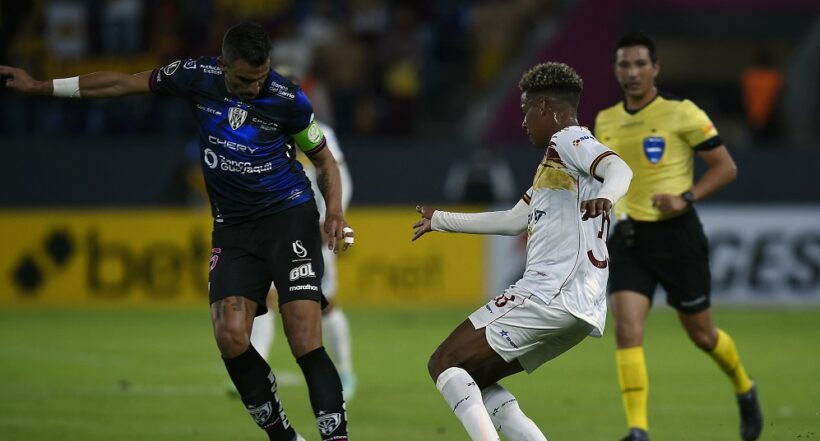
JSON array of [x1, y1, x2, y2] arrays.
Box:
[[0, 65, 152, 97]]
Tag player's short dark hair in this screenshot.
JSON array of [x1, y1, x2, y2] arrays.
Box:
[[222, 22, 271, 66], [616, 32, 657, 63], [518, 62, 583, 107]]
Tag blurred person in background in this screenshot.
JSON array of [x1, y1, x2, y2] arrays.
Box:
[[1, 22, 353, 441], [594, 32, 761, 441], [247, 65, 357, 401], [413, 62, 633, 441], [740, 48, 782, 144]]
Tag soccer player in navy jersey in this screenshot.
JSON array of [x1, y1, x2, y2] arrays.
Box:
[[1, 23, 352, 441]]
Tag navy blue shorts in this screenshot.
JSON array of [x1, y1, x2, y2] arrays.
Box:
[[208, 201, 326, 316]]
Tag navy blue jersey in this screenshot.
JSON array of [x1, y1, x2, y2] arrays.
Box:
[[149, 57, 327, 226]]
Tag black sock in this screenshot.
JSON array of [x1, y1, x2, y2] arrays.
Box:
[[223, 345, 297, 441], [296, 347, 348, 441]]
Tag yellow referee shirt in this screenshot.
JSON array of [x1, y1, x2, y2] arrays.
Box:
[[594, 92, 722, 221]]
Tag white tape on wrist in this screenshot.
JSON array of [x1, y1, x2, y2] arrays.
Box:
[[344, 236, 355, 244], [53, 77, 81, 98], [342, 227, 354, 234]]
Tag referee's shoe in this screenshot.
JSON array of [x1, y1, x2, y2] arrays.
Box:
[[737, 382, 763, 441], [619, 428, 649, 441]]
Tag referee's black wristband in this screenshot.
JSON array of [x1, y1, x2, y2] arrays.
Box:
[[680, 191, 695, 206]]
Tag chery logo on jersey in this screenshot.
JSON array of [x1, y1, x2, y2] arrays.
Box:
[[208, 136, 258, 153], [292, 240, 308, 258], [228, 107, 248, 130]]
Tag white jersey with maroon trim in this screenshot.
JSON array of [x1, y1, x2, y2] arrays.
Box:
[[514, 126, 616, 337]]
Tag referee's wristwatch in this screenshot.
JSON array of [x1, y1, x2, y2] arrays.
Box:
[[680, 191, 696, 206]]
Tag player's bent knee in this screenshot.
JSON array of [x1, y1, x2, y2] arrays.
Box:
[[214, 324, 250, 358], [428, 346, 460, 381], [688, 330, 716, 351]]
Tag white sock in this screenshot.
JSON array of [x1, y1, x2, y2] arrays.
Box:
[[322, 308, 353, 374], [250, 311, 275, 361], [483, 383, 547, 441], [436, 367, 500, 441]]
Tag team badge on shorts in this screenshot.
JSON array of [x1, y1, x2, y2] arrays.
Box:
[[643, 136, 665, 164], [228, 107, 248, 130]]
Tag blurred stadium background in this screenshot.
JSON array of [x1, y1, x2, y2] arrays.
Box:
[[1, 0, 819, 440]]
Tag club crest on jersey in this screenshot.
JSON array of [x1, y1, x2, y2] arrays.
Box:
[[643, 136, 665, 164], [228, 107, 248, 130]]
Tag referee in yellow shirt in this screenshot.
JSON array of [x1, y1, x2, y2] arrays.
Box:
[[594, 33, 762, 441]]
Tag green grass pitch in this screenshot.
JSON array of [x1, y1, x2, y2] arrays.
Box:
[[0, 306, 818, 440]]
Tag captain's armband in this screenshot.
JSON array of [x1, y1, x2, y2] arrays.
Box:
[[292, 120, 327, 156]]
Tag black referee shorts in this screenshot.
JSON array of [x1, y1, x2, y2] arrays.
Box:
[[607, 208, 711, 314], [208, 201, 326, 316]]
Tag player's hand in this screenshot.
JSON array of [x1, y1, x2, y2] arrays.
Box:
[[412, 205, 436, 241], [0, 65, 39, 94], [651, 193, 688, 214], [324, 212, 354, 253], [580, 198, 612, 220]]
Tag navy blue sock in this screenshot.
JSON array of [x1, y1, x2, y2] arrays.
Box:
[[224, 345, 297, 441], [296, 347, 348, 441]]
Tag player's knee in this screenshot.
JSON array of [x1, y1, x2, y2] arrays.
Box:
[[614, 320, 643, 347], [283, 327, 320, 358], [213, 322, 250, 357], [688, 329, 717, 351], [428, 346, 458, 381]]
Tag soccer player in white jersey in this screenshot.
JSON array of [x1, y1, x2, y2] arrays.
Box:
[[250, 119, 357, 399], [412, 62, 633, 441]]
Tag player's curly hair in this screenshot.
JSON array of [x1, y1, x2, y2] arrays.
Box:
[[222, 22, 272, 66], [518, 62, 583, 106]]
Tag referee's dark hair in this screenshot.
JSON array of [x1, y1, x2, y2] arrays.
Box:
[[616, 32, 657, 63], [222, 22, 272, 66]]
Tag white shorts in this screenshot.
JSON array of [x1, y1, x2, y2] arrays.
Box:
[[321, 246, 337, 299], [468, 288, 593, 373]]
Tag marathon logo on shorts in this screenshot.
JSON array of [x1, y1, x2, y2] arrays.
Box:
[[228, 107, 248, 130], [643, 136, 666, 164], [289, 284, 318, 292]]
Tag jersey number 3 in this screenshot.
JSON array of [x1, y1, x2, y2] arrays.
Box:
[[587, 212, 610, 269]]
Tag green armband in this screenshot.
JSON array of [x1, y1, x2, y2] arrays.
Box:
[[292, 121, 326, 154]]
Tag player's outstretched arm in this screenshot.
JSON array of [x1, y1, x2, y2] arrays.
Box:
[[0, 65, 153, 98], [581, 154, 633, 219], [412, 199, 529, 241]]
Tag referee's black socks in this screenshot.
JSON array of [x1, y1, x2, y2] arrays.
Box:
[[223, 345, 297, 441], [297, 346, 349, 441]]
